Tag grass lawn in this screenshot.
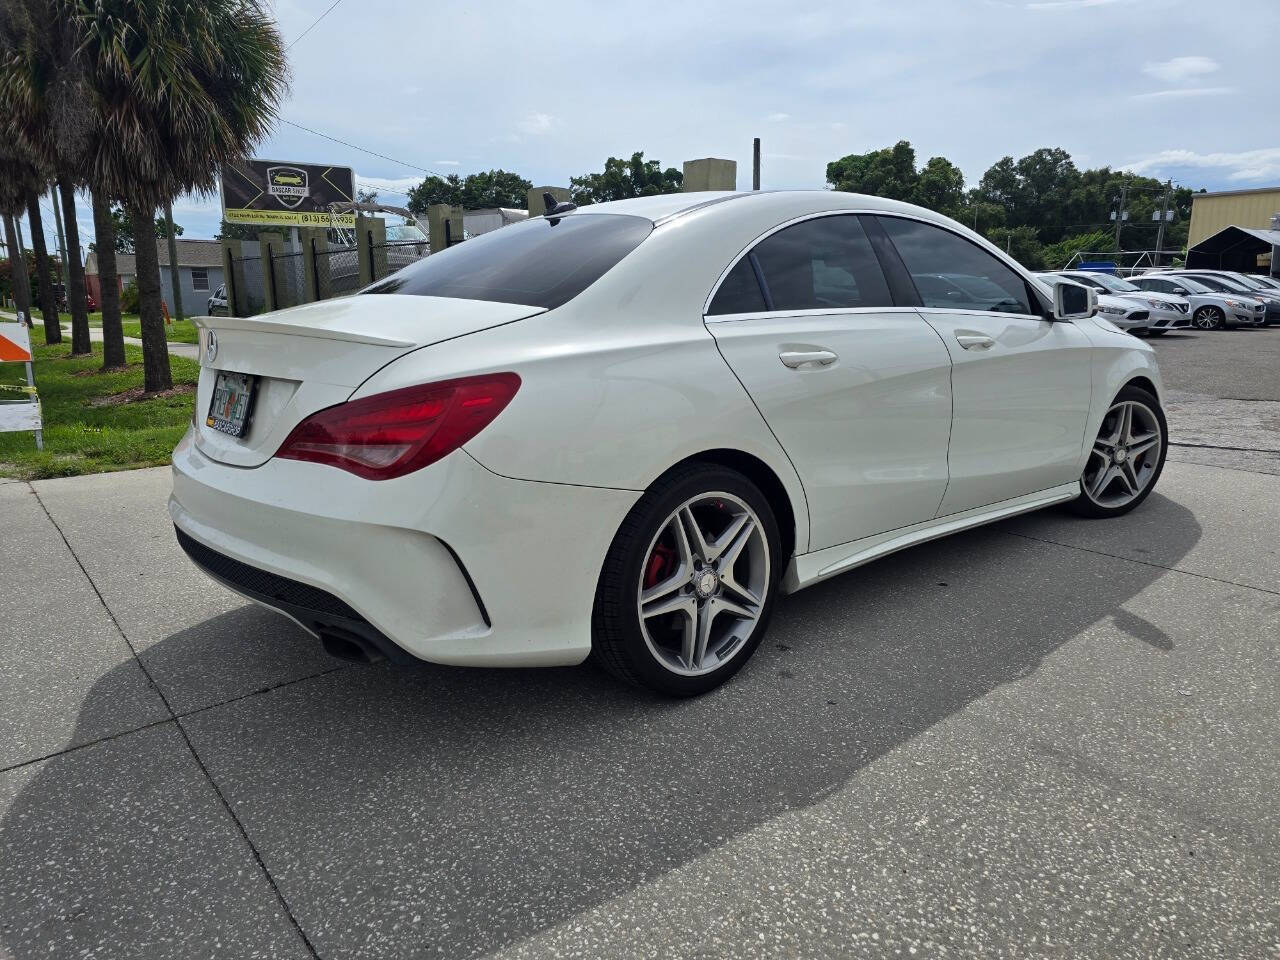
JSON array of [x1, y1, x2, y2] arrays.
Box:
[[0, 340, 199, 480], [57, 311, 202, 345]]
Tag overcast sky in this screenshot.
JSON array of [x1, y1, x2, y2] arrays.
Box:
[[19, 0, 1280, 253]]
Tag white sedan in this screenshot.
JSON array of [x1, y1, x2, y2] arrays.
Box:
[[174, 190, 1168, 695]]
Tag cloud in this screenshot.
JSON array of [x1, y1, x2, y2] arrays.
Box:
[[516, 112, 555, 136], [434, 160, 461, 166], [767, 112, 790, 122], [1129, 86, 1235, 101], [1142, 55, 1219, 84], [1123, 147, 1280, 182], [1025, 0, 1129, 9], [354, 175, 423, 200]]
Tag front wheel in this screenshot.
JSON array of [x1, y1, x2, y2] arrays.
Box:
[[591, 464, 781, 696], [1071, 386, 1167, 518], [1192, 306, 1223, 330]]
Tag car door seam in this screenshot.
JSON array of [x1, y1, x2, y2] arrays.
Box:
[[916, 311, 956, 518], [703, 323, 814, 554]]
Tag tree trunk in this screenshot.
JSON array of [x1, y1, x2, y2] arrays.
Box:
[[58, 176, 92, 356], [128, 201, 172, 392], [91, 190, 126, 368], [164, 200, 183, 320], [3, 213, 32, 324], [25, 189, 62, 344]]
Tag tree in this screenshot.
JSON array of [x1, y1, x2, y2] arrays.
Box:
[[570, 152, 682, 205], [405, 170, 532, 218], [0, 0, 95, 355], [406, 174, 463, 216], [459, 169, 531, 209], [89, 205, 183, 254], [912, 156, 966, 219], [985, 226, 1045, 270], [24, 188, 60, 341], [71, 0, 289, 392], [826, 140, 921, 202]]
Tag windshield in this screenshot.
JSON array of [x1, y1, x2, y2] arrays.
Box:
[[1195, 274, 1251, 293], [1225, 273, 1267, 290], [386, 223, 428, 243], [362, 214, 653, 309], [1076, 272, 1138, 293], [1250, 275, 1280, 289]]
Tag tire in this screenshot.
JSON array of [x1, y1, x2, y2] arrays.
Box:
[[591, 463, 782, 696], [1193, 306, 1223, 331], [1071, 385, 1168, 519]]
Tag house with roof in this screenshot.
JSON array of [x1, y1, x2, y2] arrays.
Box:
[[85, 238, 224, 315]]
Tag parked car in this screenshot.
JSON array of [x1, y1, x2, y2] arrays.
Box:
[[207, 285, 228, 316], [1128, 273, 1262, 330], [1049, 270, 1190, 335], [1175, 270, 1280, 325], [174, 190, 1167, 696], [1035, 274, 1150, 334], [1244, 274, 1280, 292], [1162, 271, 1268, 326], [327, 221, 431, 296]]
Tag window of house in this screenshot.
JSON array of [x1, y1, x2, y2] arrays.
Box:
[[190, 268, 209, 291]]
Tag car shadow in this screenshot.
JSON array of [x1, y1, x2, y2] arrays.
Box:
[[0, 494, 1202, 958]]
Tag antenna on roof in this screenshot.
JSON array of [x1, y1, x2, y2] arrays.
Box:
[[543, 192, 577, 219]]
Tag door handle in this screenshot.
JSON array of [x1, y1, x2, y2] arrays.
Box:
[[955, 332, 995, 351], [779, 349, 838, 368]]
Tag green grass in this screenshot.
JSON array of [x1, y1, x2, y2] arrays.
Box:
[[55, 311, 202, 345], [0, 340, 199, 480]]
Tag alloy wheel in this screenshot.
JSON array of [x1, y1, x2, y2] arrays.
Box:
[[1193, 307, 1222, 330], [1082, 400, 1163, 509], [636, 492, 770, 676]]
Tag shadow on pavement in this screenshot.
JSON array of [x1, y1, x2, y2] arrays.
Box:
[[1, 494, 1202, 959]]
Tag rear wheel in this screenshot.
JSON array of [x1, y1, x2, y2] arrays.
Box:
[[1071, 386, 1167, 518], [1193, 306, 1223, 330], [592, 464, 781, 696]]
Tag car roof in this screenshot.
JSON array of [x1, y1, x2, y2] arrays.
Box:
[[553, 189, 969, 226]]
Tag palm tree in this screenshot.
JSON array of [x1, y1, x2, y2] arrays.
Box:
[[90, 189, 125, 367], [0, 0, 95, 356], [73, 0, 289, 392], [25, 187, 62, 344], [0, 139, 39, 331]]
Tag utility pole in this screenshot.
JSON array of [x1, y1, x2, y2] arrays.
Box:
[[163, 199, 183, 321], [1112, 178, 1129, 251], [49, 186, 70, 295], [1153, 179, 1171, 266], [752, 138, 761, 191]]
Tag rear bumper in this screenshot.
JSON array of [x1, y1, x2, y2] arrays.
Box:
[[169, 427, 639, 667]]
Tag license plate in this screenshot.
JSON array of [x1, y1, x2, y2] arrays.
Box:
[[206, 371, 257, 438]]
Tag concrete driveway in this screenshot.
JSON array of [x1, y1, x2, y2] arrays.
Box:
[[3, 328, 1279, 958]]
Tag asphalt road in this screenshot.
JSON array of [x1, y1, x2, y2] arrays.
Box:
[[2, 329, 1279, 959]]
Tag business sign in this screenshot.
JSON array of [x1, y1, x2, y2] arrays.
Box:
[[0, 321, 42, 440], [220, 158, 356, 227]]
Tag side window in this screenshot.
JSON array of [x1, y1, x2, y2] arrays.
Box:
[[749, 215, 892, 311], [708, 256, 766, 315], [878, 216, 1035, 315]]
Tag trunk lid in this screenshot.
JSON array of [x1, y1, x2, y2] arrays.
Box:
[[192, 295, 544, 467]]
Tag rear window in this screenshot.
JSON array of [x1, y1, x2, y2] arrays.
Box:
[[362, 214, 652, 309]]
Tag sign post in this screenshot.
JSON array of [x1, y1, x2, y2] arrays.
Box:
[[220, 158, 357, 228], [0, 320, 42, 451]]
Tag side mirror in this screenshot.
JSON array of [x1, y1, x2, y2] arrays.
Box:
[[1172, 287, 1188, 295], [1053, 281, 1096, 321]]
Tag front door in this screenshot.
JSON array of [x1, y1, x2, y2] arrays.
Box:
[[875, 215, 1093, 515], [705, 214, 953, 552]]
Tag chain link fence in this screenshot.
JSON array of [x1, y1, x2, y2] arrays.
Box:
[[370, 240, 431, 284], [314, 245, 362, 300], [231, 255, 265, 316], [269, 251, 306, 309]]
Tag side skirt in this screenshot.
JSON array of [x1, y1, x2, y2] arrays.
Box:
[[782, 483, 1079, 593]]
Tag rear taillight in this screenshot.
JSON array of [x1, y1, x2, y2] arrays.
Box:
[[275, 373, 520, 480]]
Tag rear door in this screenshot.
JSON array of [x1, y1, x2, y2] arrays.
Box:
[[705, 213, 953, 552], [874, 215, 1093, 515]]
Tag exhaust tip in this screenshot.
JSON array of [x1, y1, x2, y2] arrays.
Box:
[[320, 628, 380, 664]]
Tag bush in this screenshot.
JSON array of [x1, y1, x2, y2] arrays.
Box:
[[120, 280, 141, 313]]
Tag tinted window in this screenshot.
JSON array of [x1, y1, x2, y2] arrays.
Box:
[[879, 217, 1035, 315], [363, 214, 652, 309], [750, 215, 891, 311], [708, 256, 766, 314]]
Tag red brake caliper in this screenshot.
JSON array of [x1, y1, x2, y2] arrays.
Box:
[[644, 541, 677, 588]]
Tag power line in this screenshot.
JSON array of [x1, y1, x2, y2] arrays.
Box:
[[278, 118, 445, 179], [284, 0, 345, 51]]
